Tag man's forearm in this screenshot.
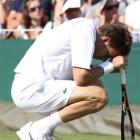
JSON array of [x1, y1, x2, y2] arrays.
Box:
[[73, 66, 104, 86]]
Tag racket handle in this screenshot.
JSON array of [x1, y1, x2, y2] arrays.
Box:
[[120, 68, 126, 84]]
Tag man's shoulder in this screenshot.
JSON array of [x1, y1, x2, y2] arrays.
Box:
[[68, 18, 94, 26], [70, 17, 91, 22]]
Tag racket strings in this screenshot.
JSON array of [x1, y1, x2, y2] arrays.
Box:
[[124, 111, 132, 140]]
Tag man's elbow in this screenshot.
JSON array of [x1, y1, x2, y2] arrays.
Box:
[[74, 73, 90, 86]]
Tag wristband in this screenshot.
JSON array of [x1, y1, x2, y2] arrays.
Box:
[[99, 61, 114, 75]]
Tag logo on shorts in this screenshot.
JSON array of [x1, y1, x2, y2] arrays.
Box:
[[63, 88, 67, 94]]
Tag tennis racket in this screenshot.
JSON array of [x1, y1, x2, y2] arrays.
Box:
[[120, 68, 135, 140]]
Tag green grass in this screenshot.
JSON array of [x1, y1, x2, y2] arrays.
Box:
[[0, 131, 140, 140], [0, 131, 19, 140]]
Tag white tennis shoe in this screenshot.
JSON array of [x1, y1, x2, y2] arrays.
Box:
[[16, 122, 34, 140], [16, 121, 54, 140]]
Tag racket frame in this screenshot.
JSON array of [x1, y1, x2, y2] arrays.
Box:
[[120, 69, 135, 140]]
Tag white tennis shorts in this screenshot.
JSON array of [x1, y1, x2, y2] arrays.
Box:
[[11, 74, 75, 115]]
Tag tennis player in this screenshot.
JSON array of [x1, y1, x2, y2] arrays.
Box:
[[11, 17, 132, 140]]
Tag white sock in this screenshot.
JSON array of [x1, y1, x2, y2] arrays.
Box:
[[31, 112, 63, 135]]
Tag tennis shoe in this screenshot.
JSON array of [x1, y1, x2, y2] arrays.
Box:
[[17, 121, 52, 140], [16, 122, 34, 140], [44, 129, 54, 140]]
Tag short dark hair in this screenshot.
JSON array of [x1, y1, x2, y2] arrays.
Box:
[[98, 23, 132, 56]]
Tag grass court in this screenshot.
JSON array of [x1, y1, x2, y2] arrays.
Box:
[[0, 131, 140, 140]]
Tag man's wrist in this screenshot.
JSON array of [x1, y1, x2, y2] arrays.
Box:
[[99, 61, 114, 75]]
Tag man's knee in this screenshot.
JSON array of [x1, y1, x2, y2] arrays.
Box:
[[98, 88, 108, 105], [97, 89, 108, 109], [89, 88, 108, 111]]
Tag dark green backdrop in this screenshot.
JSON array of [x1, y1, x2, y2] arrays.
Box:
[[0, 39, 140, 105]]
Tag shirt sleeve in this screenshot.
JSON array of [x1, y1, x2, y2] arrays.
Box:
[[70, 21, 96, 70]]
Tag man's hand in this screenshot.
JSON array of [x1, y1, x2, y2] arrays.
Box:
[[111, 56, 128, 71]]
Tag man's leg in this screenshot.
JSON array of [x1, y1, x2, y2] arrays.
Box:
[[17, 79, 108, 139], [30, 80, 107, 132], [59, 79, 108, 122]]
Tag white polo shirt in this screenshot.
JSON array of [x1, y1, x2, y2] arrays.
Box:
[[14, 18, 96, 81]]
